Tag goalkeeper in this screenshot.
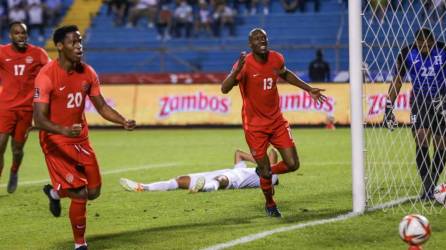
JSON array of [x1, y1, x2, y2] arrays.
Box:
[[384, 28, 446, 200]]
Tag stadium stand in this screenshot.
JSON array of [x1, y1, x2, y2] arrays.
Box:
[[84, 0, 348, 81]]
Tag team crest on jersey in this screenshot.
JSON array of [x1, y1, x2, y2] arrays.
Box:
[[25, 56, 33, 64], [33, 88, 40, 98], [65, 174, 74, 183]]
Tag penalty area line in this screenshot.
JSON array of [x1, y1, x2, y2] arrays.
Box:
[[0, 162, 180, 188], [202, 197, 414, 250]]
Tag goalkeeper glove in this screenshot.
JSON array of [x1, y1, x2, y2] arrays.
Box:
[[383, 99, 396, 131]]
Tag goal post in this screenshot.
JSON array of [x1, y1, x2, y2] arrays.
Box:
[[349, 0, 366, 214]]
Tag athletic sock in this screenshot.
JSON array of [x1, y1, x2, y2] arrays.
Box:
[[416, 145, 432, 194], [260, 177, 275, 208], [50, 189, 60, 200], [432, 149, 445, 188], [271, 161, 291, 174], [202, 180, 219, 192], [69, 198, 87, 245], [10, 162, 19, 174], [145, 179, 178, 191]]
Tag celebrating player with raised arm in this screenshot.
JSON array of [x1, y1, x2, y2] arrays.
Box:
[[384, 28, 446, 200], [221, 28, 326, 217], [33, 25, 136, 250], [0, 21, 50, 193], [120, 148, 279, 193]]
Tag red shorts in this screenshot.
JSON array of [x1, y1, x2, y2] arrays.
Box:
[[0, 109, 33, 143], [44, 142, 101, 191], [244, 119, 295, 160]]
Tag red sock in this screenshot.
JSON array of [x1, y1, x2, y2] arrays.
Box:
[[10, 162, 20, 174], [69, 198, 87, 245], [271, 161, 291, 174], [260, 177, 275, 207]]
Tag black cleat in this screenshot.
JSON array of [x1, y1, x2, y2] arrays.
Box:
[[7, 172, 18, 193], [75, 246, 88, 250], [43, 184, 61, 217], [265, 205, 282, 218]]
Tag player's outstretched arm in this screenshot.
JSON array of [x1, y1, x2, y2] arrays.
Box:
[[221, 52, 246, 94], [90, 95, 136, 130], [279, 66, 327, 104], [33, 103, 82, 137]]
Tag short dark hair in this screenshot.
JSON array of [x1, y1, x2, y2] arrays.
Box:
[[415, 28, 434, 41], [9, 21, 27, 32], [53, 25, 79, 46]]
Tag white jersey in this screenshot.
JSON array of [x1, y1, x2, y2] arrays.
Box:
[[187, 161, 278, 190]]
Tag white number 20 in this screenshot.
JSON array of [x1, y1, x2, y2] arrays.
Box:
[[67, 92, 83, 108], [263, 77, 273, 90]]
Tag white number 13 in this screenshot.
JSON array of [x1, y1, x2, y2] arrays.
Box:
[[263, 77, 273, 90]]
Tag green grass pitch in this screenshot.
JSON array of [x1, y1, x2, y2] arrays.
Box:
[[0, 128, 445, 249]]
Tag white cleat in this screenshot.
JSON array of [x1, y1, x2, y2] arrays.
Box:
[[120, 178, 144, 192], [190, 176, 206, 193]]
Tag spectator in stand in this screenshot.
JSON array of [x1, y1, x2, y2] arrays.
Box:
[[156, 4, 172, 40], [0, 0, 7, 38], [232, 0, 268, 15], [308, 49, 330, 82], [370, 0, 388, 24], [213, 1, 235, 37], [297, 0, 320, 12], [27, 0, 45, 41], [194, 0, 213, 37], [127, 0, 158, 28], [106, 0, 130, 26], [8, 5, 27, 23], [44, 0, 63, 26], [281, 0, 299, 13], [173, 0, 193, 38]]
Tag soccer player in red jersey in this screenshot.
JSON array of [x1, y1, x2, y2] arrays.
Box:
[[0, 21, 50, 193], [221, 28, 327, 217], [33, 25, 136, 250]]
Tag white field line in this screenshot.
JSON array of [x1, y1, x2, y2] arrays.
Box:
[[202, 197, 414, 250], [0, 162, 179, 188]]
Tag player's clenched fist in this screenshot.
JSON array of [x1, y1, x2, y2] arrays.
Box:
[[383, 100, 396, 131], [234, 51, 246, 74], [64, 123, 82, 137]]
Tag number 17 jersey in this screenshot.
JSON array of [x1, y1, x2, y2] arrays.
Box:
[[235, 50, 285, 130], [33, 60, 101, 152]]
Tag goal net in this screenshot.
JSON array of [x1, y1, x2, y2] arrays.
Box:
[[361, 1, 446, 213]]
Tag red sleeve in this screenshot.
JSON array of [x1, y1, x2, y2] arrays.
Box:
[[39, 48, 50, 65], [87, 65, 101, 97], [34, 73, 53, 103], [275, 52, 285, 69]]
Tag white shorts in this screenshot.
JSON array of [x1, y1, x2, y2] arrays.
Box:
[[187, 169, 233, 190]]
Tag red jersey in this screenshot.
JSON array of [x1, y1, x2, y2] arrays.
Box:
[[33, 60, 101, 152], [0, 44, 50, 111], [234, 50, 285, 130]]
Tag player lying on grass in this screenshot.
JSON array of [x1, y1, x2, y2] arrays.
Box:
[[120, 148, 279, 192]]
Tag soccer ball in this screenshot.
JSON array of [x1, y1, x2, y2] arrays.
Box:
[[399, 214, 431, 246], [434, 183, 446, 206]]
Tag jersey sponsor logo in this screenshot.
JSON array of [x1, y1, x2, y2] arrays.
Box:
[[59, 86, 66, 91], [5, 58, 12, 62], [33, 88, 40, 98], [412, 59, 420, 65], [158, 91, 230, 118], [367, 92, 411, 116], [25, 56, 33, 64], [434, 55, 443, 65], [252, 73, 261, 78]]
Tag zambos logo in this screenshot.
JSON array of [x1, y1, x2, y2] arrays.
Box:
[[158, 91, 230, 118], [279, 92, 335, 114], [367, 92, 410, 116]]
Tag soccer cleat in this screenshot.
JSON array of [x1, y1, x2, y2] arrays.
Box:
[[7, 172, 18, 193], [43, 184, 61, 217], [190, 176, 205, 193], [120, 178, 144, 192], [265, 205, 282, 218], [420, 191, 435, 201], [75, 245, 88, 250]]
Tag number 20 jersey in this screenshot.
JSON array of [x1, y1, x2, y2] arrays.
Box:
[[33, 60, 101, 152]]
